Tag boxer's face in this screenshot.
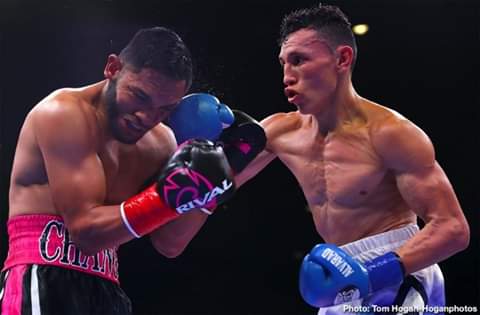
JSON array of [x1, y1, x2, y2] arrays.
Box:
[[279, 28, 339, 116], [105, 66, 186, 144]]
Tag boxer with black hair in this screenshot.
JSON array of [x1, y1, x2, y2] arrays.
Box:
[[235, 4, 470, 314], [0, 27, 244, 314]]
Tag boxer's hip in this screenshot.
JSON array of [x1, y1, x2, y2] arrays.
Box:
[[339, 224, 419, 263], [2, 214, 119, 284]]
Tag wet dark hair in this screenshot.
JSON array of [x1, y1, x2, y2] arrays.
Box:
[[279, 3, 357, 70], [119, 27, 193, 90]]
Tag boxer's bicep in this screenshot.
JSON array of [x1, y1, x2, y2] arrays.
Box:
[[375, 118, 469, 273], [394, 162, 469, 273], [34, 102, 106, 220], [374, 118, 437, 216], [47, 151, 106, 219], [378, 120, 463, 223], [396, 163, 463, 224]]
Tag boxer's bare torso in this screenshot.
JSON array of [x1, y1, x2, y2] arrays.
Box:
[[242, 99, 421, 245], [9, 81, 174, 218], [236, 21, 467, 277]]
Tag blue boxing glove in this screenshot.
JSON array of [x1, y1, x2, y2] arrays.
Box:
[[168, 93, 235, 144], [299, 244, 405, 307], [168, 93, 266, 174]]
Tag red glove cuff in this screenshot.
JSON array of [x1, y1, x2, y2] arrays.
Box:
[[120, 185, 180, 238]]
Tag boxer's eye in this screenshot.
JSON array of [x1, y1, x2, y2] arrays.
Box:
[[129, 86, 150, 102], [291, 54, 305, 66], [156, 103, 177, 112]]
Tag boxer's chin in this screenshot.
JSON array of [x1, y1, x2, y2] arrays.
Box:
[[109, 116, 143, 144], [295, 102, 313, 115]]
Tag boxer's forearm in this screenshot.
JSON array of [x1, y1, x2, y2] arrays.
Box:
[[396, 215, 469, 274], [65, 204, 210, 257], [65, 204, 137, 255], [234, 149, 276, 188], [149, 209, 208, 258]]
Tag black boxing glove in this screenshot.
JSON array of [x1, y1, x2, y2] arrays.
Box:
[[158, 139, 236, 213], [121, 139, 236, 237], [217, 110, 267, 174]]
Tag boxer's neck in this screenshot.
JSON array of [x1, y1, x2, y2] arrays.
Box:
[[312, 83, 364, 137], [93, 79, 120, 145]]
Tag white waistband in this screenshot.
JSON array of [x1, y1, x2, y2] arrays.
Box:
[[340, 224, 419, 262]]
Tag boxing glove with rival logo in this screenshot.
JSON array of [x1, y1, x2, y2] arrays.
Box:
[[120, 139, 235, 238]]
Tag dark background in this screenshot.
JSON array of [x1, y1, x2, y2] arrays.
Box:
[[1, 0, 478, 314]]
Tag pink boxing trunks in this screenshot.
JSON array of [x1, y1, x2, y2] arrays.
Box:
[[2, 214, 119, 284]]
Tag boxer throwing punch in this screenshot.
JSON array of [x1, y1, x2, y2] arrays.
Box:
[[235, 4, 470, 314], [1, 27, 265, 315]]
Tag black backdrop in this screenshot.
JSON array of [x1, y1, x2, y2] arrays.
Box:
[[1, 0, 478, 314]]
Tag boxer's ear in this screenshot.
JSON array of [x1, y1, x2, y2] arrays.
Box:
[[104, 54, 123, 79], [335, 45, 354, 73]]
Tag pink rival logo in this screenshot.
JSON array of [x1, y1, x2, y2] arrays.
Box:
[[161, 168, 217, 212]]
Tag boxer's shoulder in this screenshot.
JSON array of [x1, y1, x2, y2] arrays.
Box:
[[137, 122, 177, 163], [32, 87, 96, 124], [365, 103, 434, 171], [261, 111, 303, 139], [29, 88, 100, 150], [148, 122, 176, 144], [359, 99, 407, 127]]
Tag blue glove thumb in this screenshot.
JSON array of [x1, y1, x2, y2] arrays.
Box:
[[168, 93, 234, 144]]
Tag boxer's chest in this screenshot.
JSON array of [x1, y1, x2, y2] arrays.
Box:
[[278, 129, 388, 207]]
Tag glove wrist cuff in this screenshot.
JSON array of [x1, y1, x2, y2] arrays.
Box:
[[365, 251, 405, 293], [121, 185, 180, 238]]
